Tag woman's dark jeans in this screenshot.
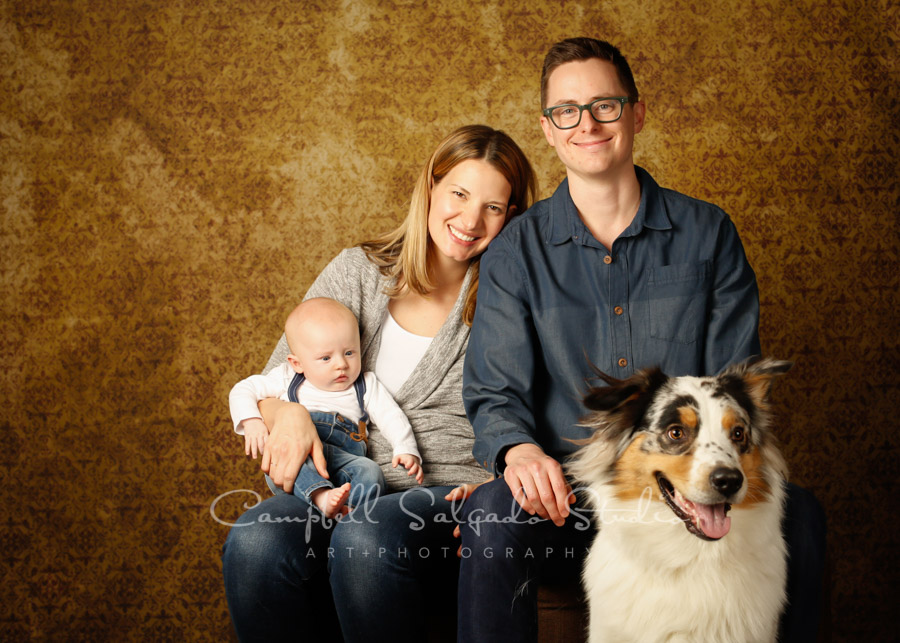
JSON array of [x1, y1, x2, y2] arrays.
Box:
[[222, 486, 461, 643]]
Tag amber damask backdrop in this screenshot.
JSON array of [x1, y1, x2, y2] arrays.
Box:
[[1, 0, 897, 640]]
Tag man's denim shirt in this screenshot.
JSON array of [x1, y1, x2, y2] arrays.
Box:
[[463, 166, 761, 475]]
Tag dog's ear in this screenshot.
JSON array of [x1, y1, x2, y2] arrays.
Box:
[[582, 367, 668, 434], [722, 356, 793, 407], [583, 368, 661, 411]]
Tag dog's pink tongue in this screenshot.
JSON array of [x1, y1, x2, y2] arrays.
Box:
[[695, 503, 731, 539]]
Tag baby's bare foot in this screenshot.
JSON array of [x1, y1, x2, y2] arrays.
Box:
[[311, 483, 351, 518]]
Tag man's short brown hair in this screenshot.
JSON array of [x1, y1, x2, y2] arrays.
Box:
[[540, 38, 640, 108]]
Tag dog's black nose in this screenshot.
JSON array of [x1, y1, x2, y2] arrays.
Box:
[[710, 467, 743, 497]]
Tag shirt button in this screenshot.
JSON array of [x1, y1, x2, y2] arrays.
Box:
[[603, 255, 613, 264], [614, 306, 624, 315], [618, 358, 628, 367]]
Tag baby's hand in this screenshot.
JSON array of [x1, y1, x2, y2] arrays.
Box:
[[392, 453, 424, 484], [243, 418, 269, 459]]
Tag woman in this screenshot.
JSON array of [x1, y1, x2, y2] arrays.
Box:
[[222, 125, 537, 642]]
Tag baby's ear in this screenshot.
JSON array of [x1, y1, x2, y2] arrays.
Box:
[[286, 354, 304, 374]]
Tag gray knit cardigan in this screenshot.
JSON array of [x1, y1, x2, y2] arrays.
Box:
[[263, 247, 488, 491]]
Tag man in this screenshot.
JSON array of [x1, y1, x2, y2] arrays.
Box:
[[459, 37, 825, 642]]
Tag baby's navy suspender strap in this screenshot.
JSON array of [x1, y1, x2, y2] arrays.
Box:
[[353, 375, 369, 425], [351, 375, 369, 442], [287, 372, 305, 403], [287, 371, 368, 442]]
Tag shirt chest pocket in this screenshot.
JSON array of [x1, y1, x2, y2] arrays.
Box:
[[648, 261, 712, 345]]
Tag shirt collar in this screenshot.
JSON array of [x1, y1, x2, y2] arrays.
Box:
[[546, 178, 576, 245], [545, 166, 672, 245]]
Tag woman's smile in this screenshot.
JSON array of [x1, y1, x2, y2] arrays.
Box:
[[448, 224, 479, 244], [427, 158, 512, 265]]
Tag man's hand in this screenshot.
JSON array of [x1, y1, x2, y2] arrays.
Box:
[[259, 399, 327, 493], [242, 418, 268, 459], [503, 443, 573, 527], [392, 453, 424, 485]]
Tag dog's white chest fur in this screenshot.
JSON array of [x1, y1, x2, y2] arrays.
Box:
[[569, 359, 791, 643], [582, 484, 786, 642]]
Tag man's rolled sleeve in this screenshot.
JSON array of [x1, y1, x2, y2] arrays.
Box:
[[464, 236, 541, 476]]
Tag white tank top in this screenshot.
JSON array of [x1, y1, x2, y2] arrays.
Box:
[[374, 311, 434, 397]]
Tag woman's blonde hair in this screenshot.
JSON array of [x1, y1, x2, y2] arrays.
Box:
[[360, 125, 536, 325]]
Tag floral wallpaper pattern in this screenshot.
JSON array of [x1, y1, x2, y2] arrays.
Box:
[[1, 0, 897, 640]]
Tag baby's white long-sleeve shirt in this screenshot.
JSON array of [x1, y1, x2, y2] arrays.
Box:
[[229, 364, 420, 460]]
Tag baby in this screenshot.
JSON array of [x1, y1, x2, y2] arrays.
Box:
[[229, 297, 423, 517]]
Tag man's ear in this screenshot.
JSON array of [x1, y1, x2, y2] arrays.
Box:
[[286, 354, 304, 374], [540, 115, 556, 147], [632, 100, 646, 134]]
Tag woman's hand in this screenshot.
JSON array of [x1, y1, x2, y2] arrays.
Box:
[[259, 398, 327, 493], [447, 479, 490, 556], [444, 481, 485, 503]]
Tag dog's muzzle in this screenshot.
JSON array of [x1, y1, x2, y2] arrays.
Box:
[[655, 472, 733, 541]]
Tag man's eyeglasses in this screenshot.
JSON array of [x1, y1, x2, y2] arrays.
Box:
[[542, 97, 631, 129]]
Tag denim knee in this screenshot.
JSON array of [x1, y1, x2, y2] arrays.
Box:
[[223, 521, 277, 581], [329, 488, 451, 576], [462, 479, 538, 550], [329, 489, 460, 642], [335, 458, 381, 504], [221, 493, 342, 640], [350, 456, 385, 488], [328, 509, 397, 613], [223, 510, 323, 585], [329, 505, 388, 565], [464, 477, 515, 516]]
